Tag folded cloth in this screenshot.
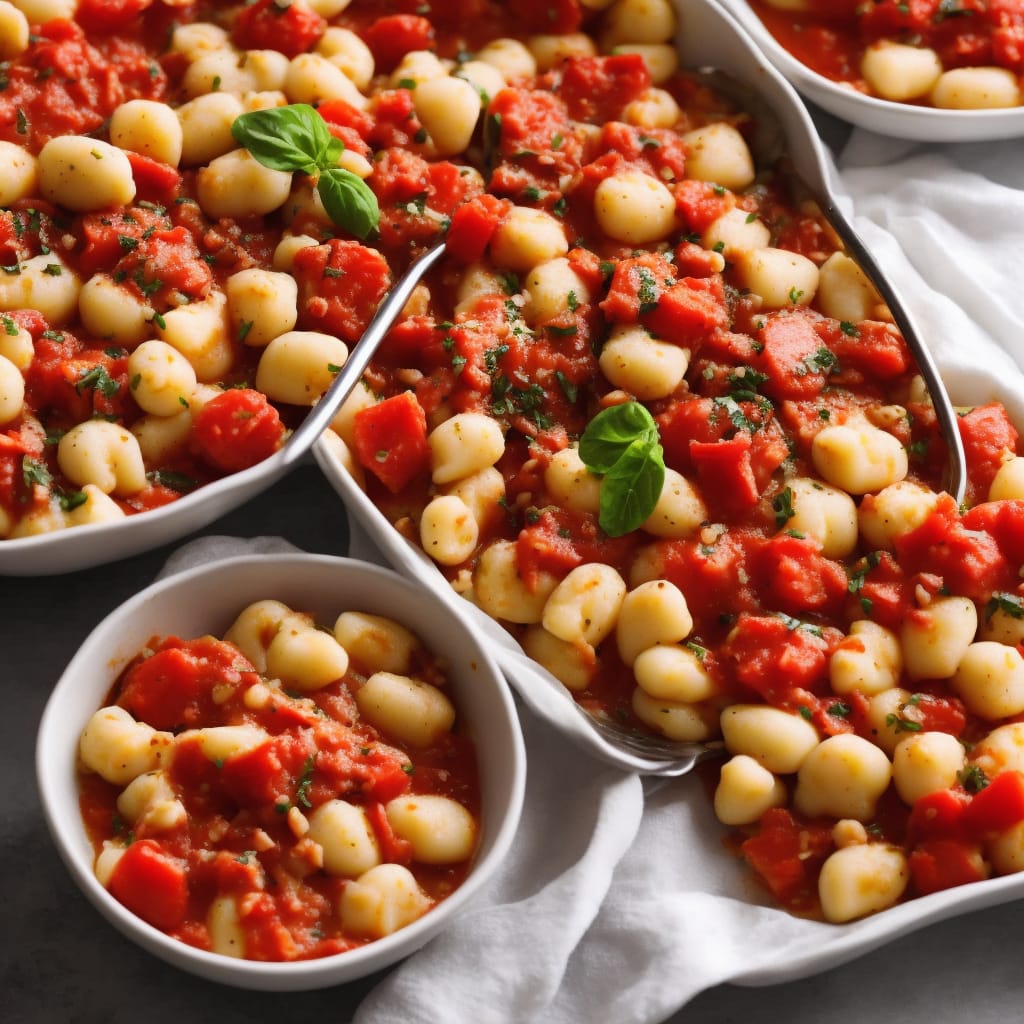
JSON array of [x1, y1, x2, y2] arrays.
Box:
[[833, 134, 1024, 417], [347, 130, 1024, 1024]]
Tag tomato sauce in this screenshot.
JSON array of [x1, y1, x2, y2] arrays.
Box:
[[10, 0, 1024, 927], [0, 20, 166, 149], [748, 0, 1024, 106], [79, 618, 480, 961], [325, 5, 1024, 923]]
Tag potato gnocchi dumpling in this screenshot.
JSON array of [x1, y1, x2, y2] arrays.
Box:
[[76, 601, 480, 961]]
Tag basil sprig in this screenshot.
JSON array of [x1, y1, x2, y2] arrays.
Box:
[[579, 401, 665, 538], [231, 104, 379, 240]]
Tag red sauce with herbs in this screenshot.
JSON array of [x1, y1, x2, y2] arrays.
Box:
[[79, 621, 479, 961], [749, 0, 1024, 105], [9, 0, 1024, 926]]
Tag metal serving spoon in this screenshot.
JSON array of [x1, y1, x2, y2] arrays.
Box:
[[278, 239, 449, 469]]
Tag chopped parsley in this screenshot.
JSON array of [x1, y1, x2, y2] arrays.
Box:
[[146, 469, 199, 493], [636, 266, 659, 314], [295, 754, 316, 809], [985, 591, 1024, 621], [75, 365, 120, 398], [775, 612, 823, 637], [798, 346, 838, 376], [22, 456, 51, 490], [555, 370, 578, 403], [497, 271, 519, 295], [958, 764, 990, 793], [772, 486, 795, 527]]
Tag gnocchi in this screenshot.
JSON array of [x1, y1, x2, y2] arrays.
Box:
[[13, 0, 1024, 933], [77, 600, 480, 960], [750, 1, 1024, 110]]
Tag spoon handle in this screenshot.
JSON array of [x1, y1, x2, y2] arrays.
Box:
[[823, 202, 968, 505], [281, 238, 449, 467]]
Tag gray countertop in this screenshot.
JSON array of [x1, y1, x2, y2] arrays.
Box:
[[7, 463, 1024, 1023]]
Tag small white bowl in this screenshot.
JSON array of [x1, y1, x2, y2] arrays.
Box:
[[35, 553, 526, 991], [720, 0, 1024, 142]]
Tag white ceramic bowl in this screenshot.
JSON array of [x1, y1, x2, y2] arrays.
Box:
[[720, 0, 1024, 142], [36, 553, 526, 991]]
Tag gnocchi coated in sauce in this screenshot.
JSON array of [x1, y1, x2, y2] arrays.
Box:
[[308, 4, 1024, 923], [10, 0, 1024, 925], [77, 601, 480, 960], [751, 0, 1024, 109]]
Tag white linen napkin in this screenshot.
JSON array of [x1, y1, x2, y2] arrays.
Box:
[[159, 130, 1024, 1023]]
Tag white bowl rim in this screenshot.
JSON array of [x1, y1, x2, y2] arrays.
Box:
[[36, 552, 526, 990]]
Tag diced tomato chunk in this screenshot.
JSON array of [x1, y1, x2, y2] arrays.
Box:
[[652, 528, 764, 634], [109, 840, 188, 931], [689, 435, 760, 508], [958, 403, 1020, 501], [316, 99, 374, 149], [445, 194, 512, 264], [961, 771, 1024, 838], [600, 253, 675, 324], [822, 319, 910, 378], [75, 0, 154, 30], [191, 390, 286, 473], [723, 613, 836, 705], [490, 87, 571, 163], [906, 787, 972, 845], [754, 533, 849, 618], [643, 276, 728, 348], [517, 507, 638, 588], [754, 310, 832, 401], [905, 692, 967, 737], [232, 0, 326, 58], [352, 391, 430, 493], [557, 54, 651, 123], [520, 0, 582, 34], [894, 494, 1012, 603], [909, 838, 988, 897], [220, 733, 314, 810], [293, 239, 392, 341], [119, 636, 261, 731], [113, 224, 213, 307], [963, 499, 1024, 565], [740, 808, 833, 907], [362, 15, 434, 71], [674, 179, 732, 232], [125, 152, 181, 202]]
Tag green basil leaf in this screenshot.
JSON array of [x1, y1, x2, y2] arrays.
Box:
[[317, 167, 380, 240], [579, 401, 659, 474], [231, 104, 337, 174], [598, 438, 665, 537]]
